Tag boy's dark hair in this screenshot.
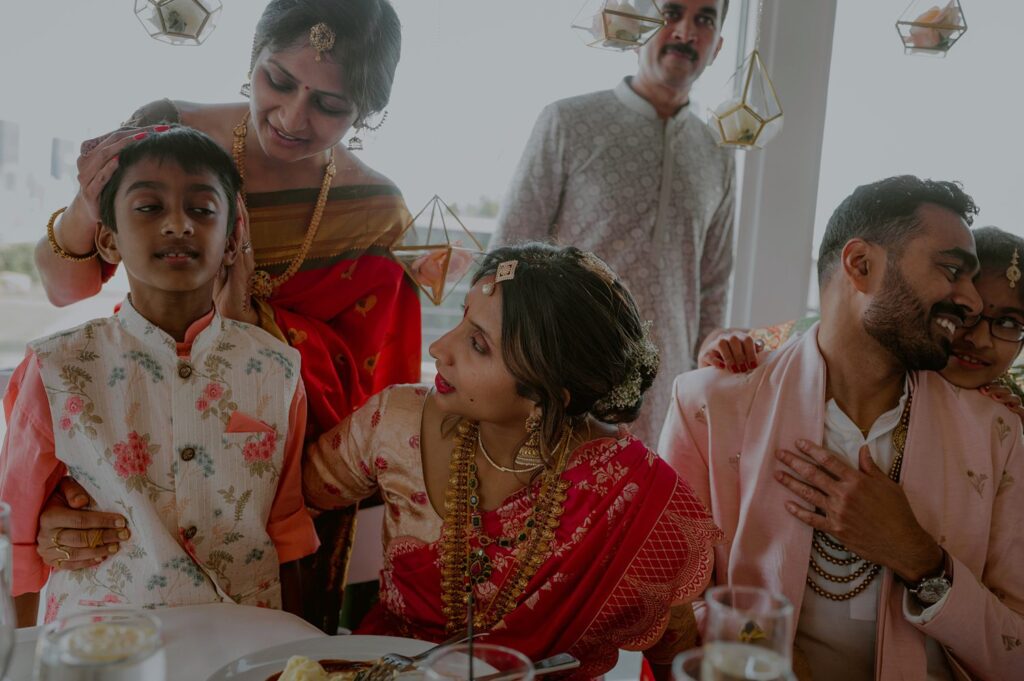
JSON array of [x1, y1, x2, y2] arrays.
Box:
[[974, 226, 1024, 308], [250, 0, 401, 126], [817, 175, 979, 286], [99, 126, 241, 233], [473, 243, 659, 463]]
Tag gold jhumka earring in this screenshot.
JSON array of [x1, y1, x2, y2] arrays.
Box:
[[309, 22, 336, 61], [1007, 248, 1021, 289], [516, 413, 545, 470]]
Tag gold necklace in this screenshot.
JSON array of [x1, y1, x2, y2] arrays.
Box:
[[478, 435, 543, 474], [806, 391, 913, 601], [440, 421, 571, 633], [231, 112, 336, 299]]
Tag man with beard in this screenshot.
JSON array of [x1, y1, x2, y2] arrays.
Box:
[[660, 175, 1024, 680], [491, 0, 734, 444]]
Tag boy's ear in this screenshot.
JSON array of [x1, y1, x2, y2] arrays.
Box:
[[95, 225, 121, 265], [221, 223, 240, 268]]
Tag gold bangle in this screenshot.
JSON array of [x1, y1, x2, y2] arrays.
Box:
[[47, 207, 98, 262]]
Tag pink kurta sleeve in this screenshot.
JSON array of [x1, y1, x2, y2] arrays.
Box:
[[658, 374, 712, 509], [303, 389, 387, 511], [266, 379, 319, 564], [905, 430, 1024, 679], [0, 351, 66, 596]]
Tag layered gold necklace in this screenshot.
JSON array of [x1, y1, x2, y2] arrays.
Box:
[[806, 391, 913, 601], [231, 111, 336, 299], [440, 421, 572, 633]]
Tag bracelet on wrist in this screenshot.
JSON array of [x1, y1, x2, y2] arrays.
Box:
[[47, 207, 99, 262]]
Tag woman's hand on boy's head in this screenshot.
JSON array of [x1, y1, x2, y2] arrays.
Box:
[[214, 195, 258, 325], [72, 125, 169, 226], [36, 478, 129, 571]]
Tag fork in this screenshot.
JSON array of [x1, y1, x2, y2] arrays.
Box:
[[356, 630, 484, 681]]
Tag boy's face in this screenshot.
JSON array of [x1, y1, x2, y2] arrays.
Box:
[[97, 158, 236, 304]]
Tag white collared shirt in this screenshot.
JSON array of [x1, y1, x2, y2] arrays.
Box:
[[795, 382, 953, 680]]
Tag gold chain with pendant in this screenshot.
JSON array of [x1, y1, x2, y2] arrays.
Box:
[[806, 390, 913, 601], [440, 421, 572, 633], [231, 111, 336, 299]]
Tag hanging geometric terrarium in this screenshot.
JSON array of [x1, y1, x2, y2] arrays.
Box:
[[895, 0, 967, 56], [392, 196, 485, 306], [134, 0, 222, 46], [571, 0, 666, 51], [707, 50, 783, 149]]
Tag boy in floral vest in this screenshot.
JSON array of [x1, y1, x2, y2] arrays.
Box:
[[1, 127, 318, 625]]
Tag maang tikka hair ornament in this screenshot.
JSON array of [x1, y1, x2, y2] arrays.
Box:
[[482, 260, 518, 296], [309, 22, 336, 62], [1007, 248, 1021, 289]]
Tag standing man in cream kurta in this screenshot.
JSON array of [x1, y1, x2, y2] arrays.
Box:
[[493, 0, 735, 443], [660, 176, 1024, 680]]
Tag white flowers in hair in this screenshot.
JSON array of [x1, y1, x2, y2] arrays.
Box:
[[595, 321, 660, 414]]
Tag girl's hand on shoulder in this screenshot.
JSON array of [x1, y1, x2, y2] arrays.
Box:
[[979, 382, 1024, 425], [698, 330, 764, 373]]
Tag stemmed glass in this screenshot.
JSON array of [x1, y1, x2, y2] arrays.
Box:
[[33, 609, 165, 681], [0, 503, 16, 679], [700, 586, 794, 681], [422, 643, 534, 681]]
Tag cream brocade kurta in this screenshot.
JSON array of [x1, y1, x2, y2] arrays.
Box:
[[493, 77, 736, 443]]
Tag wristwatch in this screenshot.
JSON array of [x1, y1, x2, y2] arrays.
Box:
[[909, 556, 952, 606]]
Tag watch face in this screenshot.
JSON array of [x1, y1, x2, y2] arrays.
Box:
[[916, 577, 951, 604]]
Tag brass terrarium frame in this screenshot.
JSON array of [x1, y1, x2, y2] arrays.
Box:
[[571, 0, 666, 51], [392, 196, 485, 306], [134, 0, 222, 47], [708, 50, 783, 149], [895, 0, 967, 56]]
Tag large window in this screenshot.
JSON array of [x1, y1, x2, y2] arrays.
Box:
[[809, 0, 1023, 310], [0, 1, 748, 382]]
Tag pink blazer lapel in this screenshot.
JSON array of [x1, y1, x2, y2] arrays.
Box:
[[729, 325, 828, 638]]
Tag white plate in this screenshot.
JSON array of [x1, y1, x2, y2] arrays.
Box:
[[205, 634, 433, 681]]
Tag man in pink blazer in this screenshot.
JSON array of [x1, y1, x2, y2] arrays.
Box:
[[660, 175, 1023, 680]]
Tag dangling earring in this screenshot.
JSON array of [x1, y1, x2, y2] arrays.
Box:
[[515, 412, 545, 469], [346, 110, 389, 152], [240, 72, 252, 98]]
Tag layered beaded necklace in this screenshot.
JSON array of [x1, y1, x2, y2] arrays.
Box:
[[440, 421, 572, 633], [231, 111, 337, 299], [806, 391, 913, 601]]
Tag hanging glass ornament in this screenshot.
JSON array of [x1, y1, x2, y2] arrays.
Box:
[[706, 0, 782, 150], [895, 0, 967, 56], [134, 0, 222, 46], [571, 0, 666, 51], [392, 196, 485, 306]]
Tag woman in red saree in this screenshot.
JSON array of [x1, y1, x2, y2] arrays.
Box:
[[304, 244, 722, 678]]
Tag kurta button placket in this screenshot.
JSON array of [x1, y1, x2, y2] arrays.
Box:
[[180, 447, 196, 462], [178, 363, 193, 379]]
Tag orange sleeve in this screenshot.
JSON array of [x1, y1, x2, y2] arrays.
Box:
[[0, 351, 66, 595], [266, 379, 319, 564]]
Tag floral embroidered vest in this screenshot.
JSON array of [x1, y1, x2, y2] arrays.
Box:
[[32, 301, 300, 618]]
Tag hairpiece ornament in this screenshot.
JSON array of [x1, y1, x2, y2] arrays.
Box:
[[1007, 248, 1021, 289], [581, 251, 617, 283], [482, 260, 518, 296], [594, 321, 660, 413], [309, 22, 336, 62]]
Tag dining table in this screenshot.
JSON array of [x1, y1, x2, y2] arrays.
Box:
[[5, 602, 327, 681]]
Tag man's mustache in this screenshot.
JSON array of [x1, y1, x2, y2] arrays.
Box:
[[662, 42, 699, 61]]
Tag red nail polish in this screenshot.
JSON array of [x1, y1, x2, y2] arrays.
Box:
[[133, 132, 148, 140], [739, 363, 748, 372], [154, 125, 170, 132], [751, 361, 758, 369]]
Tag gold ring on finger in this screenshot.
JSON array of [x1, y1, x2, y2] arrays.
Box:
[[87, 529, 103, 549], [54, 545, 71, 563], [50, 528, 71, 550], [55, 558, 65, 569]]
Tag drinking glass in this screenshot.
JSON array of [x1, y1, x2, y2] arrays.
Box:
[[0, 503, 16, 678], [672, 647, 797, 681], [423, 642, 534, 681], [703, 586, 794, 681], [33, 609, 166, 681]]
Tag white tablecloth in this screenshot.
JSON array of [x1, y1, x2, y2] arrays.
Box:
[[6, 603, 326, 681]]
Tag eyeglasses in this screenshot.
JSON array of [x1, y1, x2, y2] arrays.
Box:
[[960, 314, 1024, 343]]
